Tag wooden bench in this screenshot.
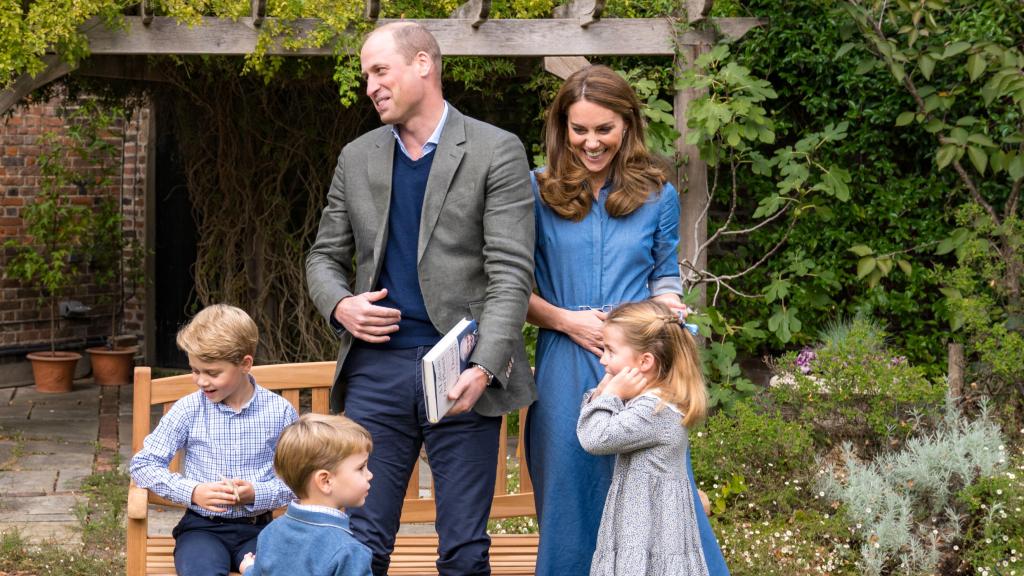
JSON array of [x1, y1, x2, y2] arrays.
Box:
[[126, 362, 537, 576]]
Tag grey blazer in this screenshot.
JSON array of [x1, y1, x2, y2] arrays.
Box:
[[306, 106, 536, 416]]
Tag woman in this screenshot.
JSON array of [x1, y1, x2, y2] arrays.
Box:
[[524, 65, 729, 575]]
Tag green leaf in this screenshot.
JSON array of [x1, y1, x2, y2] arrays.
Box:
[[967, 52, 986, 81], [849, 244, 874, 257], [936, 144, 957, 169], [942, 41, 972, 59], [966, 133, 997, 147], [898, 259, 913, 275], [765, 278, 791, 304], [895, 111, 916, 126], [918, 54, 935, 79], [1009, 155, 1024, 181], [876, 257, 893, 276], [857, 256, 877, 279], [967, 145, 988, 174], [836, 43, 857, 59]]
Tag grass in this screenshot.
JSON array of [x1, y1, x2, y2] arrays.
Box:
[[0, 467, 128, 575]]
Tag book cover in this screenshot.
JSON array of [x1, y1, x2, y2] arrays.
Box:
[[422, 318, 478, 424]]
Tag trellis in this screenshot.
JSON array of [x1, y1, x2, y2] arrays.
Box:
[[1, 0, 764, 301]]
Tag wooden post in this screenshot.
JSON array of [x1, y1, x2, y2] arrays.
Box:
[[544, 1, 593, 79], [948, 342, 965, 402], [674, 3, 712, 307]]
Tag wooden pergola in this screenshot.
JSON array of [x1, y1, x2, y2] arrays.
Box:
[[1, 0, 764, 302]]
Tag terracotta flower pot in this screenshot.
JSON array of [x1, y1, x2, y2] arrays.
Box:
[[26, 351, 82, 393], [87, 346, 138, 386]]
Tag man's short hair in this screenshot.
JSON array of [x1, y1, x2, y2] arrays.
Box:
[[175, 304, 258, 365], [274, 414, 373, 498], [376, 22, 442, 72]]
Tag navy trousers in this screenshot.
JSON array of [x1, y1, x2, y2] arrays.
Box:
[[171, 509, 268, 576], [342, 345, 501, 576]]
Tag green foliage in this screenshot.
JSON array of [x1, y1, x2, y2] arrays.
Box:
[[703, 0, 957, 369], [711, 509, 858, 576], [819, 404, 1007, 576], [699, 339, 758, 412], [678, 43, 854, 346], [834, 0, 1024, 384], [957, 452, 1024, 573], [0, 0, 128, 90], [691, 401, 816, 515], [3, 103, 105, 353], [770, 317, 944, 449]]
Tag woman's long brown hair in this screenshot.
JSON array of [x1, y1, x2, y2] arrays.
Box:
[[537, 65, 666, 222]]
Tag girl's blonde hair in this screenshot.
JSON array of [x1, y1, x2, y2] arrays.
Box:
[[537, 65, 666, 222], [274, 414, 373, 498], [606, 300, 707, 427]]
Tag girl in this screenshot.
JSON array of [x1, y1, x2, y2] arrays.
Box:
[[577, 300, 715, 576]]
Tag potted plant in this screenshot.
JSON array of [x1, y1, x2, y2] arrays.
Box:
[[3, 116, 96, 392], [86, 188, 145, 385]]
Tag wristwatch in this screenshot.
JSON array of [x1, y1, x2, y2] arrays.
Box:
[[472, 363, 497, 387]]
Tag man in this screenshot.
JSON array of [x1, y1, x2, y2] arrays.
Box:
[[305, 22, 535, 576]]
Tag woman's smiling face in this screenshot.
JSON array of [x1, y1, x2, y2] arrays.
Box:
[[566, 98, 626, 184]]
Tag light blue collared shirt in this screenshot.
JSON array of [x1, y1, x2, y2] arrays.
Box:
[[391, 101, 449, 159], [129, 377, 298, 517]]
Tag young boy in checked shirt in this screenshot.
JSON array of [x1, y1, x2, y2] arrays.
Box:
[[130, 304, 298, 576]]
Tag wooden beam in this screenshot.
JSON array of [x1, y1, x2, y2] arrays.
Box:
[[544, 56, 590, 79], [365, 0, 380, 21], [686, 0, 712, 23], [450, 0, 491, 29], [252, 0, 267, 28], [579, 0, 606, 28], [139, 0, 153, 26], [82, 16, 765, 57], [544, 0, 593, 78], [0, 55, 74, 116]]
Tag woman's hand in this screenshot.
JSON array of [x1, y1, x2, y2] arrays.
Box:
[[652, 293, 688, 316], [560, 308, 607, 357]]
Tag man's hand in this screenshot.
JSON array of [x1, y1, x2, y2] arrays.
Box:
[[446, 366, 489, 417], [192, 480, 241, 513], [333, 289, 401, 343], [560, 308, 607, 357], [602, 367, 648, 402]]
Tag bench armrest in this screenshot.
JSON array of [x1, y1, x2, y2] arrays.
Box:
[[127, 483, 150, 520]]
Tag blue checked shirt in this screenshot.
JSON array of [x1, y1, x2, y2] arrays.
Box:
[[129, 377, 298, 518]]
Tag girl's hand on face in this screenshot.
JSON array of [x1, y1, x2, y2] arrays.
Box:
[[605, 367, 648, 401], [561, 309, 607, 357]]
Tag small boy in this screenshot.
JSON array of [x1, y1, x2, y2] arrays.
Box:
[[239, 413, 374, 576], [129, 304, 298, 576]]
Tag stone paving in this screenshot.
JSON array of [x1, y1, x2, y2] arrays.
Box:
[[0, 381, 105, 545]]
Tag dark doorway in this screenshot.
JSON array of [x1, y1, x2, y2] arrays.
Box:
[[153, 103, 195, 369]]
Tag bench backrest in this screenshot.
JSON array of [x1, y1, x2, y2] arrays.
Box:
[[131, 363, 533, 522]]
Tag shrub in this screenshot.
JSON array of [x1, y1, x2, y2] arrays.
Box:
[[819, 404, 1007, 576], [769, 318, 945, 451], [957, 451, 1024, 575], [691, 401, 816, 515]]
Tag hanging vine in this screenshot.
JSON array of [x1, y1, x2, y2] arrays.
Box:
[[159, 59, 375, 362]]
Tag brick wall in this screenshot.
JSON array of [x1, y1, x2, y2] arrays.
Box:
[[0, 95, 149, 364]]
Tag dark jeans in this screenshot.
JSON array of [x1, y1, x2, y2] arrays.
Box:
[[171, 509, 270, 576], [342, 345, 501, 576]]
